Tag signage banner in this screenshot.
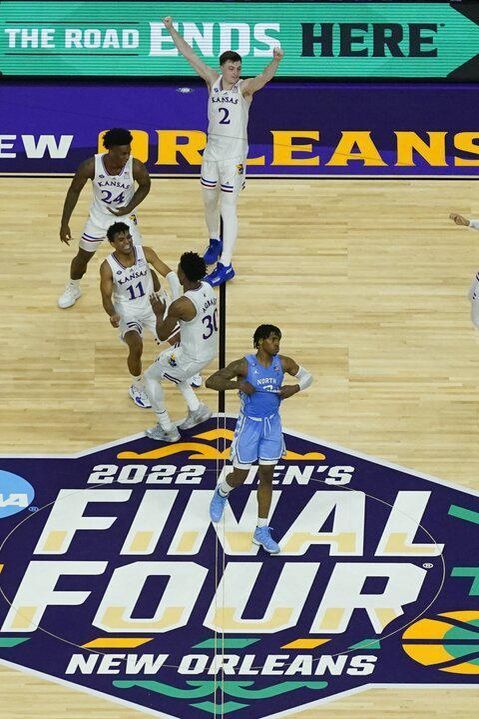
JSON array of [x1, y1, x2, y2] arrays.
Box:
[[2, 2, 479, 79], [1, 81, 479, 177]]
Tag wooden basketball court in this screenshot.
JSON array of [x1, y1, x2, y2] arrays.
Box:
[[0, 175, 478, 717]]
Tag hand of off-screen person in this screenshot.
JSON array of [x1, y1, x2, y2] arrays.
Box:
[[238, 380, 256, 395], [163, 16, 173, 29], [150, 293, 166, 318], [279, 385, 300, 400], [273, 47, 284, 61], [449, 213, 470, 227], [60, 224, 72, 244], [110, 314, 120, 328]]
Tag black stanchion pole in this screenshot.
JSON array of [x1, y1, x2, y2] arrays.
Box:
[[218, 217, 226, 413]]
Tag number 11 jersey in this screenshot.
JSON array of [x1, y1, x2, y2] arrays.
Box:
[[90, 152, 135, 226], [106, 245, 153, 314]]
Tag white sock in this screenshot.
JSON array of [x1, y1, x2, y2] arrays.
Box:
[[155, 409, 175, 432], [132, 374, 143, 386], [202, 187, 220, 241], [218, 480, 233, 497], [257, 517, 268, 528], [69, 278, 81, 287], [219, 191, 238, 266], [178, 381, 200, 412]]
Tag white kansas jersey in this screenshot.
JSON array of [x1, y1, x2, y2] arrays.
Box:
[[90, 153, 135, 225], [180, 282, 218, 362], [106, 245, 153, 313], [203, 77, 250, 162]]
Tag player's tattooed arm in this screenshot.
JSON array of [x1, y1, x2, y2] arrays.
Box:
[[206, 358, 255, 394], [241, 47, 284, 97], [99, 261, 120, 328], [109, 160, 151, 217], [59, 157, 94, 244], [279, 355, 313, 399], [144, 247, 172, 278], [162, 16, 219, 88]]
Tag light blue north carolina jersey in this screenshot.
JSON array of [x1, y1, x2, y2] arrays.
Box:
[[239, 354, 284, 418]]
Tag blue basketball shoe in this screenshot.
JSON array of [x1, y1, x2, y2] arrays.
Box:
[[203, 239, 223, 265], [205, 262, 235, 287], [252, 526, 280, 554], [209, 486, 228, 522]]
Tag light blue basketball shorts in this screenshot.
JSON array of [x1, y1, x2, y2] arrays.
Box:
[[230, 412, 285, 468]]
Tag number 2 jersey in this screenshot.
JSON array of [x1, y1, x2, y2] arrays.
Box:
[[203, 77, 250, 162], [106, 245, 153, 315], [180, 282, 218, 363], [90, 153, 136, 226]]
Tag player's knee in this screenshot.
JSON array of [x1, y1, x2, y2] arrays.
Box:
[[76, 248, 95, 265], [126, 333, 143, 357], [202, 187, 219, 208], [220, 191, 237, 211]]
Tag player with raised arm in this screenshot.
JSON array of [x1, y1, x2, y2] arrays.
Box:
[[450, 212, 479, 329], [162, 16, 284, 287]]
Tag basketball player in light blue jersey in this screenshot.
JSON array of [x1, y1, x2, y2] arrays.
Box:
[[162, 16, 284, 287], [58, 128, 151, 309], [206, 325, 313, 554]]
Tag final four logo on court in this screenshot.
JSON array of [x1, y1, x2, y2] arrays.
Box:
[[0, 418, 478, 719]]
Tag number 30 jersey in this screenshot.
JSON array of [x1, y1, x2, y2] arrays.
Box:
[[180, 282, 218, 363], [203, 78, 250, 162], [106, 246, 153, 314], [90, 153, 135, 226]]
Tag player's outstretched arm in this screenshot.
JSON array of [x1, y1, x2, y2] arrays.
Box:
[[206, 358, 254, 393], [241, 47, 284, 97], [108, 159, 151, 217], [279, 355, 313, 400], [59, 157, 93, 244], [449, 213, 470, 227], [143, 247, 172, 278], [162, 16, 218, 87], [99, 261, 120, 327]]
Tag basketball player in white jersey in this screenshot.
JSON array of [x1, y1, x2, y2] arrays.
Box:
[[162, 16, 284, 287], [58, 128, 151, 309], [450, 212, 479, 329], [100, 221, 184, 409], [144, 252, 218, 442]]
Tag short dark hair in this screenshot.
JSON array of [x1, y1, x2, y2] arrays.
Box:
[[220, 51, 242, 65], [180, 252, 207, 282], [102, 128, 133, 149], [253, 324, 282, 348], [107, 222, 130, 242]]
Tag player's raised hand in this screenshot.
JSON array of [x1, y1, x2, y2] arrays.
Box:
[[273, 47, 284, 61], [449, 213, 470, 227], [150, 292, 166, 317], [163, 16, 173, 30], [109, 313, 120, 328], [60, 224, 72, 245]]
